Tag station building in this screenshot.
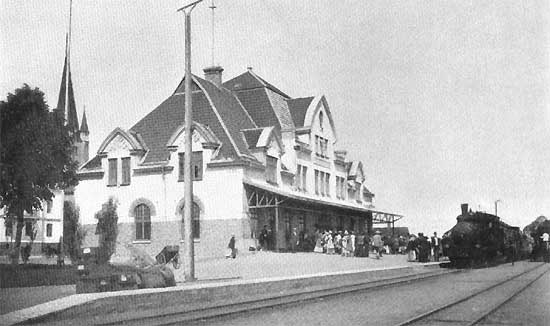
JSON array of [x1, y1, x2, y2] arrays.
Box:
[[75, 66, 401, 259]]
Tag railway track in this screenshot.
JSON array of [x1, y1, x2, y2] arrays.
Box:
[[98, 267, 458, 326], [396, 262, 550, 326]]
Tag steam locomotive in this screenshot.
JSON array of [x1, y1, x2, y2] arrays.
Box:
[[530, 220, 550, 262], [442, 204, 526, 266]]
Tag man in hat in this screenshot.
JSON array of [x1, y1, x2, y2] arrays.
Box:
[[372, 231, 383, 258], [431, 232, 441, 262]]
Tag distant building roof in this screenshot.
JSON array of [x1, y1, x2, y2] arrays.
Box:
[[371, 227, 410, 238]]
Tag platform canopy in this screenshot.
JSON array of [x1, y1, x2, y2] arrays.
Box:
[[244, 180, 402, 223]]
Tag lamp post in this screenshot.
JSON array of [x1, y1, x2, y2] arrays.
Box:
[[177, 0, 204, 282], [494, 199, 501, 217]]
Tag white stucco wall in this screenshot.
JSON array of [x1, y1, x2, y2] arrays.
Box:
[[75, 129, 245, 234], [0, 189, 64, 246]]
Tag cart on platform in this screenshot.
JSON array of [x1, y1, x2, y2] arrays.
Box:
[[155, 245, 180, 269]]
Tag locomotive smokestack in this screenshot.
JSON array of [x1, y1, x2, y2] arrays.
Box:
[[461, 203, 469, 216]]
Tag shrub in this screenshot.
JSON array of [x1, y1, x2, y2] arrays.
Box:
[[63, 201, 86, 262], [95, 198, 119, 264]]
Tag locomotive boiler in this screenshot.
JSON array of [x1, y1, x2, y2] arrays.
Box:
[[442, 204, 523, 266]]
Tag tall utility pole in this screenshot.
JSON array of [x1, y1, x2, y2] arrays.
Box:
[[177, 0, 204, 282]]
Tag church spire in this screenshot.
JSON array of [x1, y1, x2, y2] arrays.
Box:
[[80, 106, 89, 135], [55, 0, 79, 134]]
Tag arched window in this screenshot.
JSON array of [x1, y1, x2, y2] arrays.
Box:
[[135, 204, 151, 240], [181, 202, 200, 239], [319, 111, 324, 130]]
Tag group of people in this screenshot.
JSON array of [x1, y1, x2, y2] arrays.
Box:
[[406, 232, 441, 263], [312, 229, 371, 257], [253, 224, 444, 264]]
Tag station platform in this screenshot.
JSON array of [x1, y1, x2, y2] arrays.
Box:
[[0, 252, 444, 325], [173, 251, 440, 282]]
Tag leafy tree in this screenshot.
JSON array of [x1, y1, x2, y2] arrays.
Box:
[[63, 201, 86, 262], [95, 198, 119, 264], [0, 84, 78, 264]]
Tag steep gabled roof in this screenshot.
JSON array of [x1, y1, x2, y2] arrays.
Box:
[[80, 155, 101, 170], [223, 71, 295, 130], [231, 88, 280, 129], [241, 127, 279, 149], [287, 96, 314, 128], [129, 74, 257, 164], [223, 69, 290, 99], [242, 128, 264, 149]]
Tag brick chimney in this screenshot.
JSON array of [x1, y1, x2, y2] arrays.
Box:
[[203, 66, 224, 87], [461, 203, 469, 216]]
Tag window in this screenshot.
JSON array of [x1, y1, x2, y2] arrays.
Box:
[[25, 221, 33, 237], [135, 204, 151, 240], [301, 166, 307, 192], [192, 152, 203, 180], [325, 173, 330, 197], [336, 177, 341, 199], [319, 111, 324, 130], [46, 223, 53, 237], [295, 165, 308, 192], [179, 152, 203, 181], [315, 170, 319, 195], [108, 158, 117, 186], [336, 177, 346, 200], [121, 157, 131, 185], [266, 156, 277, 184], [315, 135, 329, 158], [315, 170, 328, 196], [181, 202, 200, 239], [46, 200, 53, 213]]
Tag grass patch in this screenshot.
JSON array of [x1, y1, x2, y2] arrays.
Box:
[[0, 264, 78, 288]]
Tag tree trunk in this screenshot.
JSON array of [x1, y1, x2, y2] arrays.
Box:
[[12, 215, 24, 265]]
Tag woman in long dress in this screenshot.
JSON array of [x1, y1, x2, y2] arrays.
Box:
[[327, 233, 335, 254], [313, 230, 324, 253], [407, 235, 417, 261], [341, 231, 349, 257]]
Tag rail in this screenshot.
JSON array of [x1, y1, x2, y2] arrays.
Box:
[[396, 263, 549, 326], [98, 267, 458, 326]]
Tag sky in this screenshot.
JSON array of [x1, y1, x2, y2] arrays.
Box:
[[1, 0, 550, 235]]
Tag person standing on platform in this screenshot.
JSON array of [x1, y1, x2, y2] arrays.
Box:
[[314, 230, 324, 253], [327, 231, 335, 254], [407, 235, 417, 261], [289, 227, 299, 253], [227, 234, 237, 259], [341, 231, 349, 256], [418, 233, 430, 262], [350, 231, 356, 257], [431, 232, 441, 262], [355, 233, 365, 257], [259, 225, 268, 251], [372, 231, 383, 259]]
